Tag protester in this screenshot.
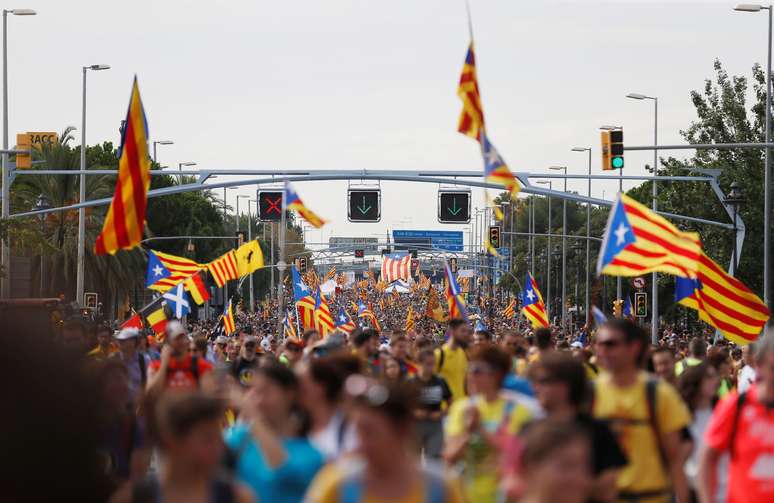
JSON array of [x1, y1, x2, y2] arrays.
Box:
[[89, 323, 119, 359], [593, 319, 691, 503], [146, 321, 213, 392], [676, 336, 707, 375], [111, 327, 149, 404], [214, 335, 229, 364], [651, 345, 678, 386], [351, 328, 381, 375], [736, 342, 757, 393], [225, 362, 324, 503], [698, 334, 774, 503], [231, 335, 261, 387], [409, 348, 452, 460], [304, 375, 464, 503], [434, 318, 471, 401], [279, 337, 305, 367]]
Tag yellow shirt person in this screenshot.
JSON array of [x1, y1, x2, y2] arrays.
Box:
[[434, 342, 467, 401]]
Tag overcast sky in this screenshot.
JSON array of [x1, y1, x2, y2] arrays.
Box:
[[6, 0, 766, 248]]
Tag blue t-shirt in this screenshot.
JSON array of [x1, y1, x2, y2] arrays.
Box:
[[225, 423, 324, 503], [502, 373, 535, 397]]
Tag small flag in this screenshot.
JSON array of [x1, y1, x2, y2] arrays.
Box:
[[592, 305, 608, 327], [457, 42, 484, 141], [146, 250, 205, 292], [314, 287, 336, 336], [623, 296, 634, 319], [222, 301, 236, 335], [425, 286, 447, 322], [482, 132, 520, 197], [234, 239, 265, 277], [521, 272, 549, 329], [208, 250, 239, 288], [283, 310, 298, 339], [444, 259, 468, 321], [184, 271, 211, 306], [292, 266, 316, 329], [503, 299, 516, 318], [474, 319, 488, 333], [405, 306, 415, 332], [285, 181, 326, 228], [597, 193, 702, 279], [144, 299, 169, 338], [335, 307, 357, 335], [94, 78, 151, 255], [121, 312, 143, 330], [162, 282, 191, 319]]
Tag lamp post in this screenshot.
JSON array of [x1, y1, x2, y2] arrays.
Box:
[[236, 194, 249, 234], [248, 199, 257, 312], [76, 63, 110, 307], [724, 182, 746, 275], [572, 240, 584, 330], [152, 140, 173, 163], [572, 146, 592, 328], [501, 200, 512, 295], [177, 161, 195, 184], [1, 8, 36, 299], [627, 92, 659, 342], [34, 193, 50, 297], [552, 245, 561, 323], [537, 180, 553, 320], [549, 165, 568, 331], [734, 3, 772, 322]]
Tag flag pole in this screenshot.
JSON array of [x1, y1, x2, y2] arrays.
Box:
[[277, 180, 288, 337]]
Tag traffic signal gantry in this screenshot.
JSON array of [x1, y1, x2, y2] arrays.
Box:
[[601, 128, 624, 171], [347, 189, 381, 222], [258, 191, 283, 221]]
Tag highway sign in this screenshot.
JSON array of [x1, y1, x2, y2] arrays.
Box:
[[438, 191, 471, 223], [329, 237, 379, 254], [392, 230, 464, 252], [257, 191, 283, 221], [348, 189, 380, 222]]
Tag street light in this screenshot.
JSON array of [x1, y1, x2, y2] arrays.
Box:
[[537, 180, 553, 319], [627, 91, 659, 342], [552, 245, 562, 324], [572, 146, 592, 328], [76, 63, 110, 306], [724, 182, 746, 275], [572, 240, 585, 328], [34, 193, 49, 297], [1, 8, 37, 298], [735, 3, 772, 322], [178, 161, 196, 184], [549, 165, 568, 331], [152, 140, 173, 163], [236, 194, 249, 232]]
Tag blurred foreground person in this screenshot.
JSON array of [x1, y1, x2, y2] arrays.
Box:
[[110, 392, 254, 503], [147, 321, 212, 393], [226, 362, 324, 503], [305, 375, 464, 503], [409, 348, 452, 460], [698, 335, 774, 503]]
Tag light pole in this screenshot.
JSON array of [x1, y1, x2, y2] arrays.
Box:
[[627, 92, 659, 342], [76, 63, 110, 306], [537, 180, 553, 320], [572, 147, 592, 327], [1, 8, 36, 299], [236, 194, 249, 235], [734, 3, 772, 322], [178, 161, 195, 184], [152, 140, 173, 163], [501, 200, 511, 293], [248, 199, 257, 311], [572, 240, 584, 331], [552, 245, 561, 323], [34, 193, 50, 297], [724, 182, 746, 275], [550, 165, 568, 331]]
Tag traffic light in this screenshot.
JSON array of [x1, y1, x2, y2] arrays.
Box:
[[601, 128, 624, 171], [348, 189, 381, 222], [438, 190, 471, 223], [297, 257, 307, 273], [15, 133, 31, 169], [257, 191, 283, 221], [488, 225, 502, 249], [634, 292, 647, 318], [613, 299, 624, 318], [449, 257, 458, 273], [354, 249, 365, 259]]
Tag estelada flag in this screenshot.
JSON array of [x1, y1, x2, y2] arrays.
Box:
[[94, 77, 151, 255], [457, 43, 484, 141]]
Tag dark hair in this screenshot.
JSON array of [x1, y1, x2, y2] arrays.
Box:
[[689, 336, 708, 358], [475, 329, 493, 341], [602, 319, 649, 365], [351, 378, 418, 426], [528, 352, 589, 410], [308, 355, 363, 403], [520, 420, 590, 471], [448, 318, 467, 330], [677, 362, 714, 413], [390, 333, 408, 345], [413, 336, 432, 353], [256, 361, 298, 391], [707, 347, 730, 370], [95, 324, 112, 336], [535, 328, 552, 350], [417, 348, 435, 362], [155, 391, 226, 440], [193, 336, 208, 353], [353, 328, 378, 347], [469, 343, 512, 377]]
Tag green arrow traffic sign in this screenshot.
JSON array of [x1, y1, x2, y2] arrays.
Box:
[[447, 197, 462, 216], [357, 196, 372, 214]]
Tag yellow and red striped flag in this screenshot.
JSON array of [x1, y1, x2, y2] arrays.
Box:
[[676, 252, 769, 345], [503, 299, 516, 319], [208, 250, 239, 287], [457, 43, 484, 141], [405, 306, 415, 332], [94, 77, 151, 255], [314, 288, 335, 337], [521, 272, 549, 329], [146, 249, 205, 292], [284, 182, 326, 228], [222, 301, 236, 335]]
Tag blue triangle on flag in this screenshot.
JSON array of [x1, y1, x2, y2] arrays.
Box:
[[675, 276, 701, 303], [598, 196, 637, 272], [146, 251, 171, 288]]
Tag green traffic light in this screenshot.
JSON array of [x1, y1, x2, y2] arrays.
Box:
[[612, 156, 624, 169]]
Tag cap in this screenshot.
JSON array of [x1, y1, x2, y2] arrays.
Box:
[[165, 320, 188, 340], [115, 327, 141, 341], [215, 335, 229, 344], [570, 341, 584, 349], [260, 338, 271, 352]]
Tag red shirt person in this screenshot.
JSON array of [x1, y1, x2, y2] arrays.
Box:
[[698, 335, 774, 503], [147, 321, 212, 393]]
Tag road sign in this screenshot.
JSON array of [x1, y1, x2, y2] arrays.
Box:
[[329, 237, 379, 254], [257, 191, 283, 221], [438, 191, 471, 223], [348, 189, 380, 222], [392, 230, 464, 252], [632, 277, 646, 289], [634, 292, 647, 318], [354, 249, 365, 258]]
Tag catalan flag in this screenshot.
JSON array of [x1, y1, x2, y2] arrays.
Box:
[[335, 307, 357, 335], [283, 310, 298, 339], [405, 306, 415, 332], [358, 300, 381, 332], [146, 250, 205, 292], [292, 266, 316, 329], [425, 286, 447, 323], [481, 132, 520, 197], [222, 301, 236, 335], [597, 193, 702, 279], [285, 181, 326, 229], [521, 272, 549, 329], [444, 259, 468, 321], [208, 250, 239, 287], [457, 43, 484, 141], [675, 252, 769, 345], [503, 299, 516, 319], [314, 287, 336, 337], [94, 78, 151, 255]]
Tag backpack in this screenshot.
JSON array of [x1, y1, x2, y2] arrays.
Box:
[[339, 466, 446, 503]]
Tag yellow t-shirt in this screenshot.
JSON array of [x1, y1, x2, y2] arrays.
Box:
[[434, 343, 467, 401], [305, 459, 464, 503], [592, 371, 690, 503], [445, 394, 532, 503]]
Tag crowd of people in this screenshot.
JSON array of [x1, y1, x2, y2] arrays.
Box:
[[5, 289, 774, 503]]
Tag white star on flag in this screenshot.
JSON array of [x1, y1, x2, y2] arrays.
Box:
[[526, 289, 536, 302], [297, 282, 309, 292], [486, 147, 501, 166], [152, 264, 164, 277], [614, 222, 629, 246]]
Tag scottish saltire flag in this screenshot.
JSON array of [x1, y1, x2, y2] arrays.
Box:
[[335, 307, 357, 335], [597, 193, 702, 278], [162, 282, 191, 319], [292, 266, 316, 329], [481, 132, 520, 197], [444, 259, 468, 321], [592, 305, 608, 327], [95, 78, 151, 255], [284, 181, 326, 229], [457, 42, 484, 141], [521, 272, 549, 329], [675, 252, 769, 345]]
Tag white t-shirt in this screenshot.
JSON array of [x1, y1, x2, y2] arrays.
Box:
[[738, 365, 756, 393], [309, 410, 359, 461]]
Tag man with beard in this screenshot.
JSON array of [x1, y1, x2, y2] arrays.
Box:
[[435, 319, 472, 401], [231, 335, 261, 387], [146, 321, 213, 392]]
